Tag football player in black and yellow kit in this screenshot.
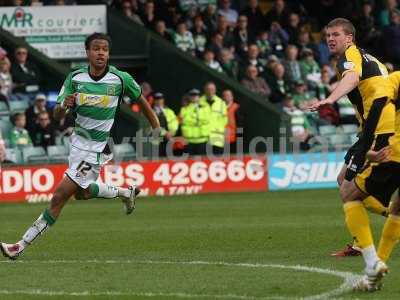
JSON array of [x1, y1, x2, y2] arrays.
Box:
[[309, 18, 398, 291]]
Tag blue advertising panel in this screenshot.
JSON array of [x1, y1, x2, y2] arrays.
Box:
[[268, 152, 346, 190]]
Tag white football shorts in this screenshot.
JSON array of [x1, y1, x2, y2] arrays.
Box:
[[65, 145, 113, 189]]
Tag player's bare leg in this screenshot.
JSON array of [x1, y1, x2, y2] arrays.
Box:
[[0, 176, 79, 260], [75, 183, 140, 215]]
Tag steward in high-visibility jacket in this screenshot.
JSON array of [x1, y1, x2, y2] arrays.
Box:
[[180, 89, 211, 155], [199, 83, 228, 151], [153, 92, 179, 156]]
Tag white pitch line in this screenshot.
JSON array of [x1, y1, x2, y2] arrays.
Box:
[[0, 259, 361, 300]]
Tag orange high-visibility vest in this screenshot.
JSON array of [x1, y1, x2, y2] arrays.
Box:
[[226, 102, 239, 143]]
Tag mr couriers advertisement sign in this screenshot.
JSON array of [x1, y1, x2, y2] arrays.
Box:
[[0, 5, 107, 59]]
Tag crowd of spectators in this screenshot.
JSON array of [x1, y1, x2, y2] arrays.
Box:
[[0, 45, 76, 164], [113, 0, 400, 146]]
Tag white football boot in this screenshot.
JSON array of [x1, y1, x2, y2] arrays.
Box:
[[121, 186, 141, 215], [0, 242, 24, 260], [353, 260, 389, 292]]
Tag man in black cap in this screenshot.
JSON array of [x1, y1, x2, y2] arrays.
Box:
[[152, 92, 178, 157], [180, 89, 211, 155]]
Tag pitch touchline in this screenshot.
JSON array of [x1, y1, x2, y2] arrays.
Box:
[[0, 259, 360, 300]]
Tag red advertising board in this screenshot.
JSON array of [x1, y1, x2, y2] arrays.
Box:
[[0, 155, 267, 203]]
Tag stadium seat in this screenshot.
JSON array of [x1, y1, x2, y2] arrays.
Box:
[[328, 134, 350, 147], [22, 146, 48, 163], [0, 120, 12, 138], [318, 125, 337, 136], [3, 138, 10, 148], [47, 145, 69, 162], [349, 133, 358, 145], [341, 124, 358, 134], [113, 143, 136, 161], [62, 136, 70, 148], [8, 101, 29, 114], [5, 148, 22, 164], [0, 115, 10, 121], [55, 136, 63, 145], [0, 102, 9, 117]]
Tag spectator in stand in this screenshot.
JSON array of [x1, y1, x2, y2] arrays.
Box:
[[152, 92, 178, 157], [121, 0, 144, 25], [315, 69, 339, 125], [222, 89, 242, 153], [255, 30, 272, 59], [269, 21, 289, 58], [283, 44, 302, 85], [25, 93, 52, 134], [154, 20, 172, 42], [0, 57, 13, 101], [192, 15, 209, 58], [356, 1, 378, 50], [282, 94, 312, 151], [327, 55, 338, 78], [131, 81, 153, 112], [173, 21, 195, 55], [265, 0, 291, 29], [299, 48, 321, 88], [140, 0, 156, 28], [240, 44, 265, 78], [379, 0, 398, 27], [240, 0, 264, 37], [55, 112, 74, 137], [0, 47, 6, 60], [199, 82, 227, 154], [0, 133, 13, 164], [9, 113, 33, 148], [11, 47, 41, 99], [31, 111, 55, 149], [233, 15, 253, 57], [268, 63, 290, 104], [383, 9, 400, 67], [180, 88, 211, 155], [203, 4, 218, 33], [315, 69, 332, 101], [158, 1, 182, 29], [215, 15, 235, 49], [285, 12, 302, 44], [296, 30, 319, 62], [317, 28, 330, 66], [185, 7, 199, 30], [241, 65, 271, 98], [263, 54, 281, 82], [208, 32, 226, 57], [291, 79, 315, 110], [203, 49, 223, 72], [218, 0, 238, 28], [219, 48, 239, 80]]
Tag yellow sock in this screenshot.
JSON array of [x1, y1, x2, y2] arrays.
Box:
[[343, 201, 374, 249], [377, 214, 400, 262], [363, 196, 389, 217]]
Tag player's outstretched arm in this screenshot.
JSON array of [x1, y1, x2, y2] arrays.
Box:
[[308, 71, 359, 111], [138, 95, 160, 129]]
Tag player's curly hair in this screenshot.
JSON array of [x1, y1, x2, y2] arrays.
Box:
[[326, 18, 356, 42], [85, 33, 112, 50]]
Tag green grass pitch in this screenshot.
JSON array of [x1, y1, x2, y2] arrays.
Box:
[[1, 189, 400, 300]]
